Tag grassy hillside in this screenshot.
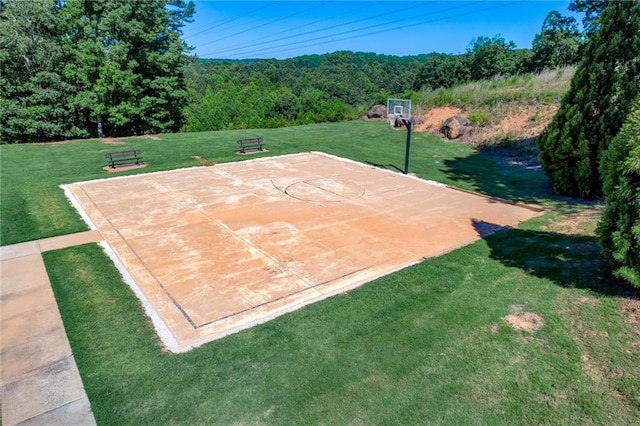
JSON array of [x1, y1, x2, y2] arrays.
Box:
[[415, 67, 574, 122], [3, 121, 639, 424], [413, 67, 575, 159]]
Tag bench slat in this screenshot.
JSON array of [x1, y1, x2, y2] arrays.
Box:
[[105, 150, 143, 168], [237, 138, 264, 153]]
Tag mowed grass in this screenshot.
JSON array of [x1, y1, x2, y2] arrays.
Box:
[[44, 215, 640, 424], [2, 120, 554, 245], [3, 120, 640, 423]]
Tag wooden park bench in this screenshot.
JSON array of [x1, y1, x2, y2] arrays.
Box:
[[237, 137, 264, 154], [105, 149, 143, 169]]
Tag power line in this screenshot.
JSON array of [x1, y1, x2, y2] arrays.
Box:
[[199, 2, 374, 56], [195, 2, 326, 50], [204, 1, 493, 59], [184, 1, 279, 40], [221, 1, 523, 59], [199, 1, 440, 58]]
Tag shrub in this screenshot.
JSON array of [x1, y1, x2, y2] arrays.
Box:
[[538, 1, 640, 198], [597, 97, 640, 288], [467, 111, 492, 126]]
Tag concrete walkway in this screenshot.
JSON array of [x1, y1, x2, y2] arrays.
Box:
[[1, 230, 102, 425]]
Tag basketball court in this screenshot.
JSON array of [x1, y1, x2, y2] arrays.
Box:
[[63, 152, 542, 352]]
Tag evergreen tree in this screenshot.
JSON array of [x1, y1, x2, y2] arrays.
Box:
[[597, 97, 640, 288], [72, 0, 195, 137], [569, 0, 610, 34], [537, 0, 640, 198]]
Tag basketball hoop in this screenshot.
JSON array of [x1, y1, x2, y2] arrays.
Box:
[[387, 98, 412, 122], [387, 98, 413, 175]]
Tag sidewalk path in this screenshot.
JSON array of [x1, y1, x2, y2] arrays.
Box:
[[1, 230, 102, 425]]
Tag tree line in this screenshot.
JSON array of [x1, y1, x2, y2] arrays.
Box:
[[1, 0, 587, 141], [182, 52, 426, 132], [182, 10, 584, 133]]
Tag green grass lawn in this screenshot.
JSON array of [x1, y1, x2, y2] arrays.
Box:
[[1, 120, 556, 245], [3, 121, 639, 424]]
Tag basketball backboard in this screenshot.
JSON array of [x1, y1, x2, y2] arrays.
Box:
[[387, 98, 411, 120]]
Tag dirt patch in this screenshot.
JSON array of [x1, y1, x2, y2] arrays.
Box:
[[481, 106, 558, 143], [541, 206, 603, 236], [102, 164, 147, 173], [192, 155, 216, 166], [578, 296, 600, 306], [621, 298, 640, 337], [101, 134, 161, 145], [581, 352, 604, 383], [101, 138, 126, 146], [37, 140, 71, 145], [237, 149, 269, 155], [414, 107, 463, 133], [415, 105, 558, 149], [503, 305, 544, 332]]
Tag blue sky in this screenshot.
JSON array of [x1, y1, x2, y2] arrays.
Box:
[[182, 1, 580, 59]]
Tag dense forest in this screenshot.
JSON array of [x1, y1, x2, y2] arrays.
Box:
[[181, 31, 573, 132], [1, 0, 584, 142], [0, 0, 195, 143]]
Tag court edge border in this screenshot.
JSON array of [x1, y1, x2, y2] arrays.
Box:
[[59, 151, 545, 352]]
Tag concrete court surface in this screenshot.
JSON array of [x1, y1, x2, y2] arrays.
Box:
[[63, 152, 542, 352]]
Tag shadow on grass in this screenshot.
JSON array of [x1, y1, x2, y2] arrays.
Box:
[[473, 219, 639, 299], [365, 161, 404, 174], [442, 148, 607, 216], [442, 149, 554, 205]]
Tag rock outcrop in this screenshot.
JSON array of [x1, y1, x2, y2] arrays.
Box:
[[366, 105, 387, 119], [441, 115, 471, 139]]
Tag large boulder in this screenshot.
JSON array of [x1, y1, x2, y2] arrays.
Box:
[[441, 115, 471, 139], [367, 104, 387, 119]]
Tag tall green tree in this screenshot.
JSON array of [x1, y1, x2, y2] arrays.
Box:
[[0, 0, 194, 143], [74, 0, 195, 137], [466, 35, 528, 81], [569, 0, 610, 33], [597, 97, 640, 288], [0, 0, 86, 142], [537, 0, 640, 198], [530, 10, 582, 71]]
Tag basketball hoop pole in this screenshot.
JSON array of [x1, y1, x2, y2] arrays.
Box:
[[387, 98, 413, 175], [402, 117, 412, 175]]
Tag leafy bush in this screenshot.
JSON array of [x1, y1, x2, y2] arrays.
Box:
[[597, 97, 640, 288], [467, 112, 492, 126]]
